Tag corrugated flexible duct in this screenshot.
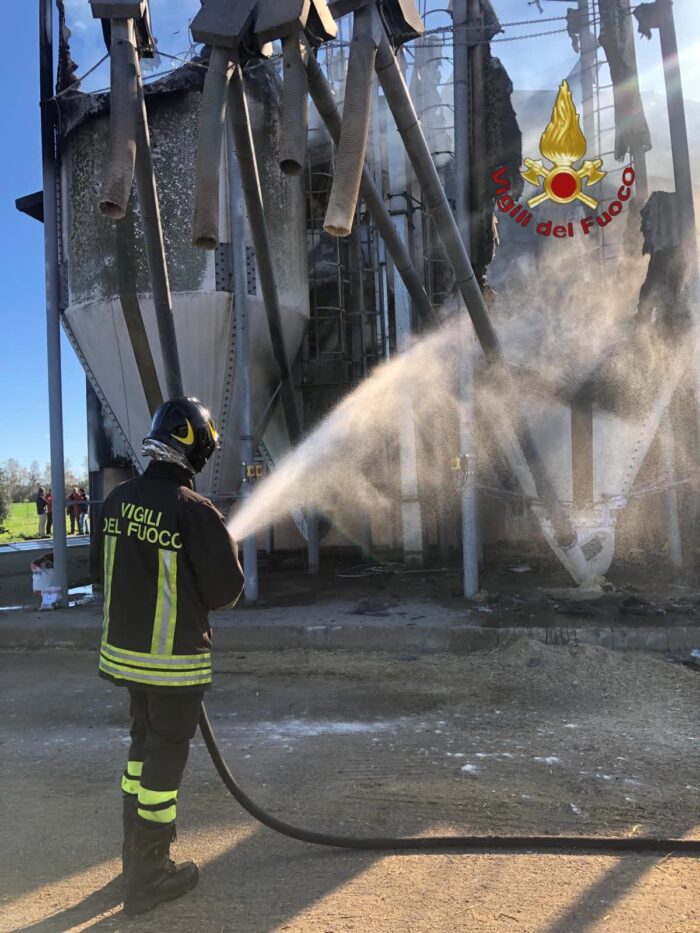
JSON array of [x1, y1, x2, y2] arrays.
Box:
[[99, 19, 138, 219], [192, 46, 235, 249], [279, 36, 309, 176]]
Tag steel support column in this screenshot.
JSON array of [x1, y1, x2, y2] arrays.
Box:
[[659, 414, 683, 572], [388, 90, 423, 567], [227, 115, 258, 603], [39, 0, 68, 603], [570, 0, 597, 510], [229, 67, 303, 444], [654, 0, 700, 443], [306, 511, 320, 574], [619, 0, 682, 567], [453, 0, 479, 595]]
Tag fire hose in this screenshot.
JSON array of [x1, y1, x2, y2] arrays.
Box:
[[199, 704, 700, 855]]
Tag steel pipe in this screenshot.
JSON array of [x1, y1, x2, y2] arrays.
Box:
[[229, 67, 302, 443], [227, 114, 259, 602], [375, 32, 498, 356], [39, 0, 68, 602], [324, 6, 378, 237], [134, 56, 184, 398], [116, 219, 163, 415], [453, 0, 479, 596]]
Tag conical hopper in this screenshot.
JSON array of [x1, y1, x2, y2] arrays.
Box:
[[59, 66, 309, 503]]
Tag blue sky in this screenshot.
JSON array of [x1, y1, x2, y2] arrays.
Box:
[[1, 0, 698, 471]]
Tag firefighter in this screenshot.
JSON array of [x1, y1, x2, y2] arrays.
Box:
[[90, 397, 244, 916]]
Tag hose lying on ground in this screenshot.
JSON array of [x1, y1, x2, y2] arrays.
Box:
[[199, 705, 700, 855]]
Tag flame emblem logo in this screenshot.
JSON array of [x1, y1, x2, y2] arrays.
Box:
[[522, 80, 606, 210]]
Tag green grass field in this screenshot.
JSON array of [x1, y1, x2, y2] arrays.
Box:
[[0, 502, 74, 545]]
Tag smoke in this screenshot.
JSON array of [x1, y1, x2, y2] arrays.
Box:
[[228, 220, 697, 564], [228, 311, 471, 544]]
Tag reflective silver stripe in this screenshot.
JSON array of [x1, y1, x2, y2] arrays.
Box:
[[100, 652, 210, 674], [101, 642, 211, 667], [99, 658, 212, 686], [157, 550, 172, 656]]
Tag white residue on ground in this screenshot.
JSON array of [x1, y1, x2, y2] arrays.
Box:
[[534, 756, 562, 765], [253, 718, 398, 740], [460, 764, 479, 774], [474, 752, 515, 759]]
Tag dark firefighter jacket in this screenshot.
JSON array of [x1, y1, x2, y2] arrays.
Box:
[[90, 461, 243, 691]]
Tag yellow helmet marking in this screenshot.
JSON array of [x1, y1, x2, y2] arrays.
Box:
[[172, 419, 195, 446]]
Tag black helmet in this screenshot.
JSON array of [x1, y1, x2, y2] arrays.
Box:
[[145, 398, 220, 474]]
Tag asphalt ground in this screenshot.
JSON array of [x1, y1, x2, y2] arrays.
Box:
[[1, 643, 698, 932]]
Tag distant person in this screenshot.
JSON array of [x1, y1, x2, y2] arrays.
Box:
[[46, 489, 53, 536], [67, 486, 80, 534], [78, 488, 89, 534], [36, 487, 48, 537]]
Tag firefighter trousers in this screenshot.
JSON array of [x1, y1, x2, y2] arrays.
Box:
[[121, 686, 204, 827]]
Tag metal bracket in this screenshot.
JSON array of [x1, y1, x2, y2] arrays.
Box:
[[387, 190, 409, 216], [90, 0, 156, 57], [190, 0, 272, 58], [452, 453, 475, 489]]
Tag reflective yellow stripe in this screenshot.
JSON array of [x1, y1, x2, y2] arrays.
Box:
[[122, 759, 143, 793], [150, 549, 178, 656], [138, 805, 177, 824], [138, 786, 177, 824], [122, 776, 140, 795], [164, 554, 178, 655], [139, 787, 178, 806], [150, 549, 167, 655], [102, 534, 117, 645]]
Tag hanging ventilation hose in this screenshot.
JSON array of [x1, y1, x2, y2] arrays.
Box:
[[199, 706, 700, 855], [192, 45, 235, 250], [99, 19, 138, 219], [279, 36, 309, 176], [324, 6, 379, 237]]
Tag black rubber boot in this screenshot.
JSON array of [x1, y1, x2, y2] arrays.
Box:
[[122, 794, 139, 881], [123, 821, 199, 916]]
